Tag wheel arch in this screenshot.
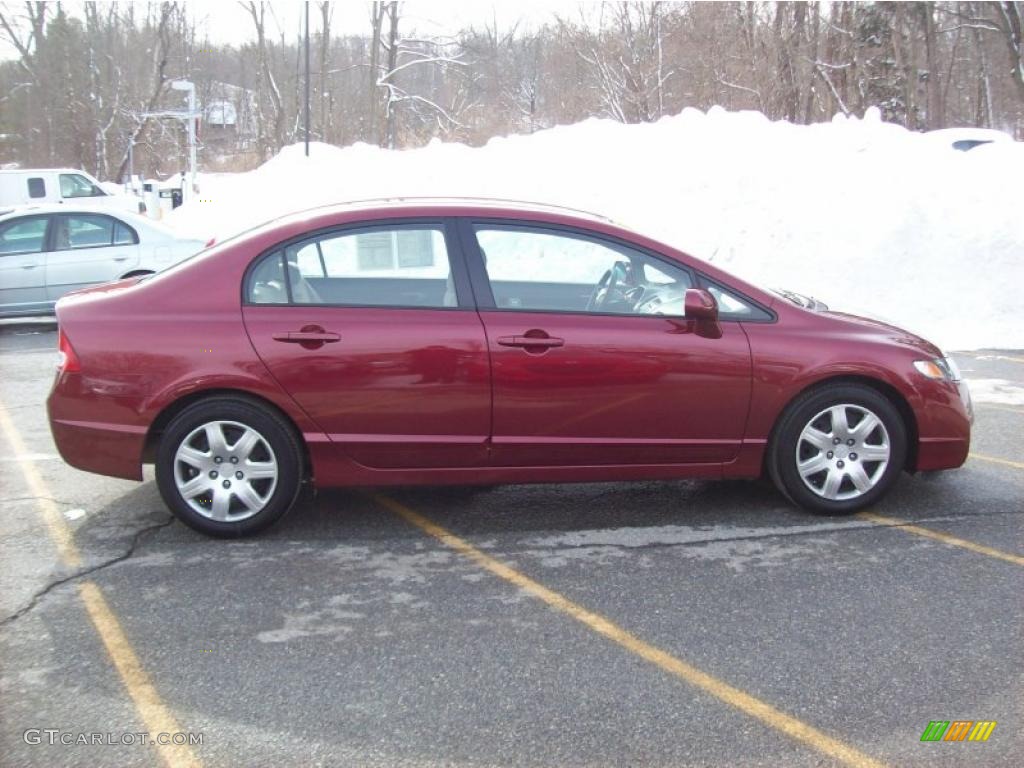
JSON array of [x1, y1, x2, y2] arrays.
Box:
[[119, 269, 155, 279], [142, 388, 312, 477], [765, 374, 919, 473]]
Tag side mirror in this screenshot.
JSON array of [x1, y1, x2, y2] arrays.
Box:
[[684, 288, 718, 321]]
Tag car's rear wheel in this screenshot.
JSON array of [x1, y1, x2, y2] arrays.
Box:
[[769, 383, 906, 515], [155, 397, 303, 537]]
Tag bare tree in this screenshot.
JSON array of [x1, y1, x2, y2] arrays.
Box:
[[243, 1, 286, 157], [3, 0, 1024, 177]]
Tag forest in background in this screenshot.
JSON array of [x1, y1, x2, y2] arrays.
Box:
[[1, 1, 1022, 181]]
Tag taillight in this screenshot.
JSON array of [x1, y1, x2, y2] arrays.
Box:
[[57, 328, 81, 373]]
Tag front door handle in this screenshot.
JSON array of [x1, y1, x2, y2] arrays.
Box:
[[497, 334, 564, 349], [272, 331, 341, 344]]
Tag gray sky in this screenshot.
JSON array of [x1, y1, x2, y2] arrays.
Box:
[[0, 1, 593, 60]]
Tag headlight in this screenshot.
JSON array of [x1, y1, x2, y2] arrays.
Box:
[[913, 357, 960, 381]]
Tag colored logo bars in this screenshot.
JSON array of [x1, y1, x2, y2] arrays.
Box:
[[921, 721, 997, 742]]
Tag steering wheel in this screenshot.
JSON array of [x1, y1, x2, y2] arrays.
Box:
[[586, 265, 622, 311]]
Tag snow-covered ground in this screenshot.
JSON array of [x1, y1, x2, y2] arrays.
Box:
[[963, 378, 1024, 405], [167, 106, 1024, 351]]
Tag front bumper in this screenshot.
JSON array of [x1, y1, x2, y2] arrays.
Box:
[[913, 378, 972, 472]]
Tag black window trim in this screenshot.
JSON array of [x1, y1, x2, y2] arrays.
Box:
[[0, 214, 53, 257], [53, 212, 139, 252], [241, 217, 475, 311], [456, 217, 777, 324]]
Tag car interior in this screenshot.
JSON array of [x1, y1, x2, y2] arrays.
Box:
[[247, 225, 699, 317]]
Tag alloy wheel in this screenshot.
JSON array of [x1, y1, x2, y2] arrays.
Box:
[[173, 420, 278, 522], [795, 404, 891, 501]]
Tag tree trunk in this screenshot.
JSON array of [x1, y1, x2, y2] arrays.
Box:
[[113, 3, 173, 182], [368, 3, 385, 144], [999, 1, 1024, 103], [923, 2, 944, 129], [318, 1, 331, 143], [384, 2, 399, 148]]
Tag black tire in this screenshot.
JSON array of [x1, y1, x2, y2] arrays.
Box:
[[768, 383, 907, 515], [155, 396, 303, 537]]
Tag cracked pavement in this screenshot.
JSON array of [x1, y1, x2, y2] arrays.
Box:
[[0, 318, 1021, 767]]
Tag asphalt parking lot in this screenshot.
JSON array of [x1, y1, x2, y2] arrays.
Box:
[[1, 318, 1021, 768]]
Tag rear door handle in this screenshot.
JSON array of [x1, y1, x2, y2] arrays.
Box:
[[272, 331, 341, 343], [113, 256, 129, 262], [497, 335, 564, 348]]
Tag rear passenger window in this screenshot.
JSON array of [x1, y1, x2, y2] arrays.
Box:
[[247, 226, 456, 308], [27, 177, 46, 198], [54, 214, 117, 250]]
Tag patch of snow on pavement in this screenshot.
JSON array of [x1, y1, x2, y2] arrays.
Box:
[[964, 378, 1024, 405]]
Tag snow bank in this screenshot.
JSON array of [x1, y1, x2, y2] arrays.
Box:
[[167, 106, 1024, 350]]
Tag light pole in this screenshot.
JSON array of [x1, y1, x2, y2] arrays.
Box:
[[171, 79, 198, 196]]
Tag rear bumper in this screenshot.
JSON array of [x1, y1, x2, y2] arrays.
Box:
[[47, 393, 146, 481]]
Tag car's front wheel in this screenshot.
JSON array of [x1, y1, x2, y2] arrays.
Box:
[[155, 397, 303, 537], [769, 383, 907, 515]]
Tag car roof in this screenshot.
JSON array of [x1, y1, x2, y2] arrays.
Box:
[[0, 204, 198, 239], [0, 203, 137, 218], [281, 196, 618, 225]]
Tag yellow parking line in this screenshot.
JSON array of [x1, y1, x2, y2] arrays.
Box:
[[0, 401, 201, 768], [0, 407, 81, 567], [857, 512, 1024, 567], [78, 583, 201, 767], [969, 452, 1024, 471], [374, 493, 888, 768]]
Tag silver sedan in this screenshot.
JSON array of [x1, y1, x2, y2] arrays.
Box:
[[0, 204, 206, 317]]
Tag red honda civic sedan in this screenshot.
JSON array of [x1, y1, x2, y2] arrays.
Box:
[[46, 199, 973, 537]]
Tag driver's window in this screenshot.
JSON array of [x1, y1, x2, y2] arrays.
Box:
[[473, 225, 692, 315], [59, 174, 103, 198]]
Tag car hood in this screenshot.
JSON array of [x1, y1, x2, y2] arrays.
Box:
[[823, 310, 943, 357]]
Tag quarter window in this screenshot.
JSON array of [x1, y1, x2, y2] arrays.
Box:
[[114, 222, 137, 245], [703, 281, 772, 321], [0, 217, 48, 255], [473, 225, 693, 316], [247, 226, 456, 308], [27, 177, 46, 198]]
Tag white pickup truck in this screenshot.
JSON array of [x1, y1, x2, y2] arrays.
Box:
[[0, 168, 144, 214]]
